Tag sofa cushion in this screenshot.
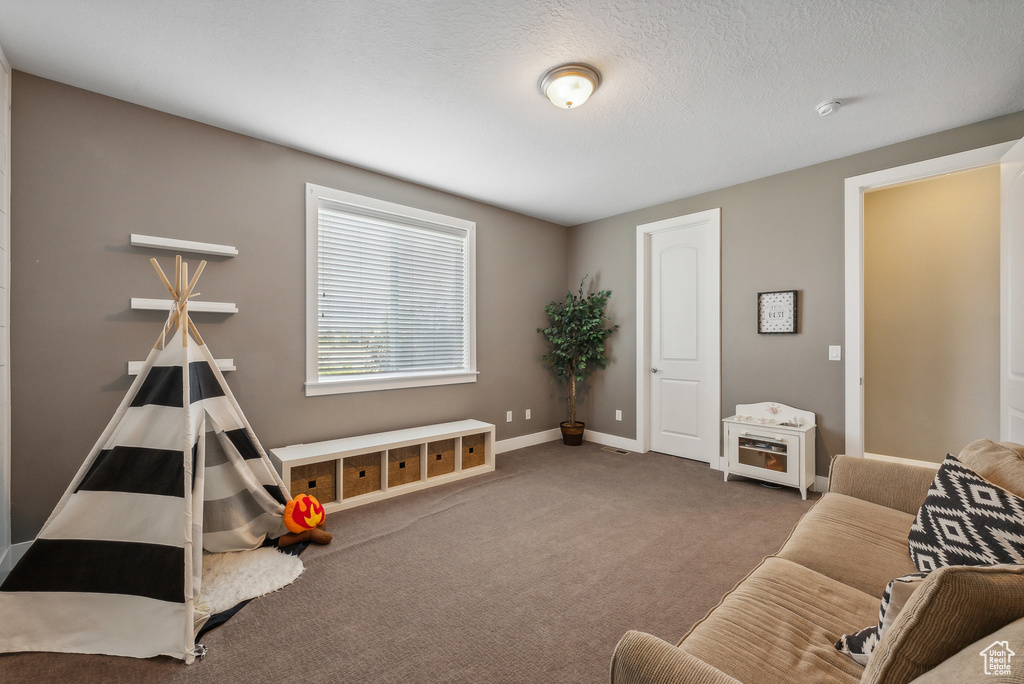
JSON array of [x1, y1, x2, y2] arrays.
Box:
[[907, 615, 1024, 683], [678, 557, 877, 684], [908, 454, 1024, 571], [777, 492, 918, 596], [861, 563, 1024, 684], [834, 572, 928, 665], [957, 439, 1024, 499]]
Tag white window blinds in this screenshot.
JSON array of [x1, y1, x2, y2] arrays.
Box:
[[307, 185, 476, 395]]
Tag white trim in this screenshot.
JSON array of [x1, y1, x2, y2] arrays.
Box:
[[844, 142, 1014, 456], [0, 42, 10, 574], [815, 475, 829, 494], [304, 370, 478, 396], [304, 183, 477, 397], [864, 452, 940, 470], [131, 298, 238, 314], [130, 234, 237, 257], [583, 429, 641, 452], [495, 428, 561, 453], [0, 540, 31, 576], [635, 208, 722, 455]]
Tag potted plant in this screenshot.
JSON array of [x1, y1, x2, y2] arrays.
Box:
[[538, 276, 618, 446]]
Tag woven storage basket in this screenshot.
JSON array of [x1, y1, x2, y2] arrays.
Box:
[[343, 452, 382, 499], [461, 433, 486, 469], [290, 460, 337, 503], [387, 445, 421, 487], [427, 438, 456, 478]]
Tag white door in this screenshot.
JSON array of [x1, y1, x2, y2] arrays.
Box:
[[1002, 137, 1024, 442], [644, 211, 721, 463]]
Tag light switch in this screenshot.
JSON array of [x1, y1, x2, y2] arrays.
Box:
[[829, 345, 842, 361]]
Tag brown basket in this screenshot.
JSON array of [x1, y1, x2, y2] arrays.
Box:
[[342, 452, 382, 499], [427, 438, 456, 478], [290, 460, 337, 503], [461, 433, 486, 469], [387, 445, 421, 487]]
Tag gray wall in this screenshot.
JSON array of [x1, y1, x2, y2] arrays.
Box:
[[864, 166, 1001, 461], [10, 73, 568, 542], [568, 110, 1024, 476]]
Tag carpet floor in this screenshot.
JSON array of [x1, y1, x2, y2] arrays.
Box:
[[1, 440, 818, 683]]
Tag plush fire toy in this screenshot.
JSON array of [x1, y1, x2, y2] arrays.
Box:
[[284, 493, 325, 533], [277, 493, 333, 547]]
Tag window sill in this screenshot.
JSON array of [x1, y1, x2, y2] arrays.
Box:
[[304, 370, 479, 397]]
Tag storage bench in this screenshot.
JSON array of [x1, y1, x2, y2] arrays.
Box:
[[269, 420, 496, 513]]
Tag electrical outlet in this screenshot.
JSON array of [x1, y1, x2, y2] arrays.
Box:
[[506, 411, 513, 422], [525, 409, 531, 420], [829, 345, 842, 361], [615, 409, 622, 421]]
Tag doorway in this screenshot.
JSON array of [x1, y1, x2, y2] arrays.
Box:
[[844, 141, 1016, 457], [863, 166, 1000, 461], [635, 209, 721, 464]]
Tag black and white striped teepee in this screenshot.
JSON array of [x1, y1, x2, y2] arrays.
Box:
[[0, 257, 291, 663]]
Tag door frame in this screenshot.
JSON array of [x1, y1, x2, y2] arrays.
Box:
[[844, 141, 1014, 457], [636, 208, 721, 462]]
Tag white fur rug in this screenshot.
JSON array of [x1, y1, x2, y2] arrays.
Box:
[[199, 547, 304, 615]]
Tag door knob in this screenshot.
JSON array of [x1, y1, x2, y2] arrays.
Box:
[[651, 367, 659, 374]]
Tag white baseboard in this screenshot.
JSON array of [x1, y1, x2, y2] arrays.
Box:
[[495, 428, 560, 454], [815, 475, 829, 494], [494, 428, 641, 454], [864, 452, 940, 470], [584, 430, 641, 452], [0, 539, 31, 577]]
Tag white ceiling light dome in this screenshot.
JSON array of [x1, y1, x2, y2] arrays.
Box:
[[540, 63, 601, 110]]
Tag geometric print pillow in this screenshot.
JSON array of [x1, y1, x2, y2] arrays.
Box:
[[834, 571, 929, 665], [908, 454, 1024, 571]]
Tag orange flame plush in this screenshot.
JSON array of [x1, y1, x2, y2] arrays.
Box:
[[283, 493, 325, 534]]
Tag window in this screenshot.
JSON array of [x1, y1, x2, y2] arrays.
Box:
[[305, 184, 476, 396]]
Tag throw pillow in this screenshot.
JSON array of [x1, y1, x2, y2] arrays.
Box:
[[908, 453, 1024, 571], [835, 572, 928, 665]]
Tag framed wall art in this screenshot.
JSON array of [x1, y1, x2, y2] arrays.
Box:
[[757, 290, 797, 334]]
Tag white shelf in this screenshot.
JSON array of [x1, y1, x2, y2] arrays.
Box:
[[130, 233, 237, 257], [270, 419, 496, 513], [128, 359, 235, 376], [131, 298, 238, 314]]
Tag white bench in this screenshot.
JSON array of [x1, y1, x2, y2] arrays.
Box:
[[269, 420, 496, 513]]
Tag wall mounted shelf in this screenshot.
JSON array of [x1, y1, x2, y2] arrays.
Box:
[[130, 233, 237, 257], [130, 298, 238, 314]]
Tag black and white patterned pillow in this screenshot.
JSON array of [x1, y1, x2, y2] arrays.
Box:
[[835, 572, 928, 665], [908, 454, 1024, 571]]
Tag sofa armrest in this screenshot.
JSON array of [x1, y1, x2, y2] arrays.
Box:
[[610, 631, 742, 684], [827, 454, 936, 515]]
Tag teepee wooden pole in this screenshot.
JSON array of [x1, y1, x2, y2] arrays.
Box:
[[187, 318, 205, 347], [185, 260, 207, 299], [174, 255, 182, 298], [150, 258, 177, 299], [181, 262, 189, 348]]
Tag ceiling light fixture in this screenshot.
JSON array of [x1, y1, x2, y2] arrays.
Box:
[[816, 100, 842, 117], [540, 63, 601, 110]]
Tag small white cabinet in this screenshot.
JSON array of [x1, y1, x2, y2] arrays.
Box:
[[722, 402, 815, 499]]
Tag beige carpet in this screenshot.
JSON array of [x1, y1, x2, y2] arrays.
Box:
[[1, 440, 818, 683]]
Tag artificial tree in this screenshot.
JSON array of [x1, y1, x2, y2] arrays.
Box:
[[538, 276, 618, 445]]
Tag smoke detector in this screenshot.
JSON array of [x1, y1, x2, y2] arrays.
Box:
[[816, 100, 842, 117]]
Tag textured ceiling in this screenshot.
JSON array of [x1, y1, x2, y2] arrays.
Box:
[[1, 0, 1023, 225]]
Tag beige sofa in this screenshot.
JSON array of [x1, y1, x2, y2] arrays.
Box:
[[610, 439, 1024, 684]]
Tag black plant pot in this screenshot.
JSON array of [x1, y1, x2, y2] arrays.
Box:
[[560, 421, 585, 446]]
